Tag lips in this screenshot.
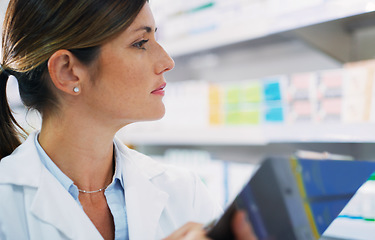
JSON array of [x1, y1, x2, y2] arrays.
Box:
[[151, 83, 166, 96]]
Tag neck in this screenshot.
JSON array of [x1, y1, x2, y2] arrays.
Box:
[[38, 113, 119, 191]]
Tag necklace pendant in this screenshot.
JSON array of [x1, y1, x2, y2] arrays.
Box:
[[77, 182, 111, 194]]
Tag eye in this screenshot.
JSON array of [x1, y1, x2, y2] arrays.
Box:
[[133, 39, 149, 49]]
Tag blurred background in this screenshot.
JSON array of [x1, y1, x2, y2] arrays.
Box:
[[3, 0, 375, 238], [125, 0, 375, 208]]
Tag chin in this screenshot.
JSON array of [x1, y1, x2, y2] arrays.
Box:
[[145, 107, 166, 121], [151, 110, 166, 121]]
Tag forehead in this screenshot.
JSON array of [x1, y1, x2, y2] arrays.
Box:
[[126, 3, 155, 33]]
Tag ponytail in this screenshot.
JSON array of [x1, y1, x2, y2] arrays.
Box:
[[0, 67, 26, 159]]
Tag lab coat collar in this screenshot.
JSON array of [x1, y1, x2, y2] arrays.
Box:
[[30, 165, 102, 239], [0, 131, 41, 187], [114, 138, 170, 239], [0, 132, 171, 239], [0, 132, 102, 239]]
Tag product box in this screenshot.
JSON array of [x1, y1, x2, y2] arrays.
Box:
[[342, 67, 372, 123], [344, 60, 375, 123], [262, 76, 286, 123], [223, 80, 263, 125], [316, 69, 344, 122], [209, 83, 224, 125], [241, 80, 262, 125], [285, 72, 318, 123]]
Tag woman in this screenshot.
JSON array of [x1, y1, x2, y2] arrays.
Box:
[[0, 0, 256, 239]]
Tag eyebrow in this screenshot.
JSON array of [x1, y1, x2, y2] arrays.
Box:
[[133, 26, 158, 33]]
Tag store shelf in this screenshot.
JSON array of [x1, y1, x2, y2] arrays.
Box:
[[264, 123, 375, 143], [155, 0, 375, 57], [117, 123, 375, 145], [117, 125, 266, 145]]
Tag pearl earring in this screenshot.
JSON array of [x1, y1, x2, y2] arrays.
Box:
[[73, 87, 79, 93]]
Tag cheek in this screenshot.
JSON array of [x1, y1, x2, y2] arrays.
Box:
[[93, 49, 158, 117], [103, 67, 148, 108], [105, 55, 144, 85], [112, 69, 145, 96]]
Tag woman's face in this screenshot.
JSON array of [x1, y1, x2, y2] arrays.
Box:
[[84, 3, 174, 128]]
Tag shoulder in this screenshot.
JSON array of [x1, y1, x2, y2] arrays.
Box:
[[114, 138, 222, 221], [0, 132, 41, 187], [0, 183, 29, 220], [0, 134, 40, 221], [153, 163, 222, 223], [0, 183, 37, 239], [115, 138, 196, 185], [114, 137, 168, 178]]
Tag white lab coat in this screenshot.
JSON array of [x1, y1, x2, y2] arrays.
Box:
[[0, 132, 222, 240]]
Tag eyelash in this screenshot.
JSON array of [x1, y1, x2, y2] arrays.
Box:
[[133, 39, 149, 50]]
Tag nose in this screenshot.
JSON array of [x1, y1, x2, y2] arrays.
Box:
[[155, 44, 175, 75]]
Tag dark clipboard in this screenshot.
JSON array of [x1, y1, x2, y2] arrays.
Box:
[[206, 157, 375, 240]]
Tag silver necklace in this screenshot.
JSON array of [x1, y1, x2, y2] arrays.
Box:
[[78, 150, 115, 194], [78, 182, 112, 194]]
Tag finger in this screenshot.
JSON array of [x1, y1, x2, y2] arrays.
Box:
[[184, 229, 211, 240], [232, 211, 258, 240], [164, 222, 204, 240]]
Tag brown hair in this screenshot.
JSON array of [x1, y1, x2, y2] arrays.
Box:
[[0, 0, 147, 159]]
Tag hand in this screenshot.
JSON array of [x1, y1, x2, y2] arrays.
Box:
[[231, 211, 258, 240], [164, 211, 257, 240], [164, 222, 210, 240]]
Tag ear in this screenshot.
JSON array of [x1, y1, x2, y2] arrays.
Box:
[[48, 50, 86, 95]]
